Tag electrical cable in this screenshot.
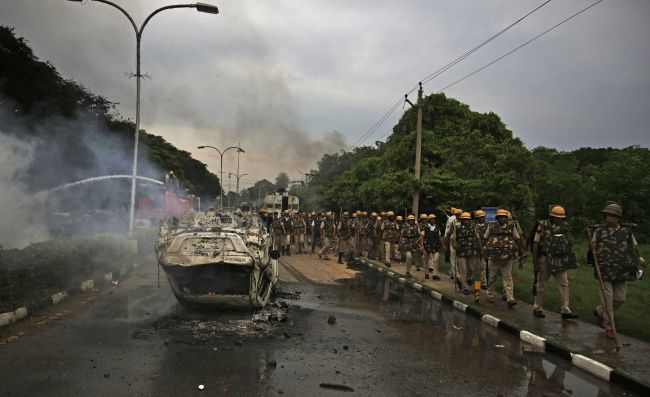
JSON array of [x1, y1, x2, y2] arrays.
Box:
[[350, 0, 553, 148], [438, 0, 604, 93]]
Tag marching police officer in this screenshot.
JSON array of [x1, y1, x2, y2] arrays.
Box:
[[532, 205, 579, 320]]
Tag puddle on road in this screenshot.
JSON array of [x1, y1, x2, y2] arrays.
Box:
[[324, 265, 639, 397]]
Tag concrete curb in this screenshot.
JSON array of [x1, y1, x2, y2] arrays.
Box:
[[352, 257, 650, 395], [0, 263, 138, 329]]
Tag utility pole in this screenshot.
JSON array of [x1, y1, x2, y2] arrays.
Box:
[[407, 82, 424, 217]]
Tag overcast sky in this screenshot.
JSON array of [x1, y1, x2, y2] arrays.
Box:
[[1, 0, 648, 189]]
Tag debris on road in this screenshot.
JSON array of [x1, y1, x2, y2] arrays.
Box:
[[319, 382, 355, 392], [327, 315, 336, 324], [198, 384, 205, 391]]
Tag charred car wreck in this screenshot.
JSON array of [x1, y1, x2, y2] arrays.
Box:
[[155, 209, 280, 309]]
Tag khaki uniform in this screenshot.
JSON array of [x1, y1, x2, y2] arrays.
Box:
[[533, 220, 577, 314], [401, 222, 421, 274], [484, 222, 521, 302], [337, 217, 353, 255], [271, 217, 285, 251], [421, 221, 443, 277], [382, 219, 400, 264], [292, 217, 306, 254], [319, 217, 335, 259], [445, 216, 459, 278]]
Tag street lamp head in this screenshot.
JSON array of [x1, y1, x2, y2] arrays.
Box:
[[195, 3, 219, 14], [66, 0, 83, 2], [197, 145, 206, 149], [238, 148, 245, 153]]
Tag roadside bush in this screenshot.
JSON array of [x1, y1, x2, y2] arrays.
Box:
[[0, 234, 137, 312]]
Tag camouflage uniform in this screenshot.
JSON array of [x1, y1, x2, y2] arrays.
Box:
[[421, 220, 443, 278], [475, 221, 490, 286], [533, 219, 577, 315], [484, 222, 521, 303], [365, 217, 378, 259], [401, 221, 421, 275], [359, 215, 369, 256], [591, 223, 640, 330], [451, 222, 481, 291], [282, 213, 292, 255]]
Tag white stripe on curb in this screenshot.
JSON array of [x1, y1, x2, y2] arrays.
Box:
[[378, 268, 385, 273], [481, 314, 500, 328], [453, 301, 468, 312], [80, 279, 94, 291], [430, 291, 442, 301], [520, 330, 546, 349], [398, 278, 406, 285], [14, 307, 28, 320], [412, 283, 423, 291], [571, 353, 613, 381], [388, 272, 395, 277], [51, 291, 68, 305]]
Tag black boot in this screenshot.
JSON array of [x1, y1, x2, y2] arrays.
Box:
[[338, 253, 344, 264]]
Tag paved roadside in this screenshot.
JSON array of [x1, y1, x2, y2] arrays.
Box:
[[339, 255, 650, 395]]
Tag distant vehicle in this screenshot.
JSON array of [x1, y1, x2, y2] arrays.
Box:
[[240, 201, 254, 214], [138, 189, 198, 224], [155, 209, 280, 309], [263, 192, 299, 216]]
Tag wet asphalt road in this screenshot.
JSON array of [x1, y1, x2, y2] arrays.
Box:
[[0, 258, 639, 397]]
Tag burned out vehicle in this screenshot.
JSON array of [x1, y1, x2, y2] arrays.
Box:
[[155, 209, 279, 309]]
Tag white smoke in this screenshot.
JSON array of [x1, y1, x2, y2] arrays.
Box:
[[0, 133, 50, 248]]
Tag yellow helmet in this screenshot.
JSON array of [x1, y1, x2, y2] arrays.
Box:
[[380, 211, 386, 216], [474, 210, 486, 218], [362, 211, 368, 216], [496, 209, 509, 218], [450, 207, 457, 213], [342, 211, 350, 217], [371, 212, 378, 217], [454, 208, 463, 215], [168, 170, 174, 176], [460, 212, 471, 220], [420, 213, 428, 219], [407, 214, 416, 221], [549, 205, 566, 218], [387, 211, 395, 217], [376, 216, 382, 221], [355, 210, 362, 215], [396, 215, 403, 221], [352, 213, 357, 218], [311, 211, 316, 216], [427, 214, 436, 219]]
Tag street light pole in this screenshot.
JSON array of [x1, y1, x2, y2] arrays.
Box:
[[197, 145, 245, 210], [66, 0, 220, 238], [229, 172, 248, 207]]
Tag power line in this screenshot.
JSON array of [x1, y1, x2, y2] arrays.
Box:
[[350, 0, 553, 149], [438, 0, 604, 93]]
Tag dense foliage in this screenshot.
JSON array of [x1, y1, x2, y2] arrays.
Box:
[[303, 93, 649, 239], [0, 26, 220, 198]]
